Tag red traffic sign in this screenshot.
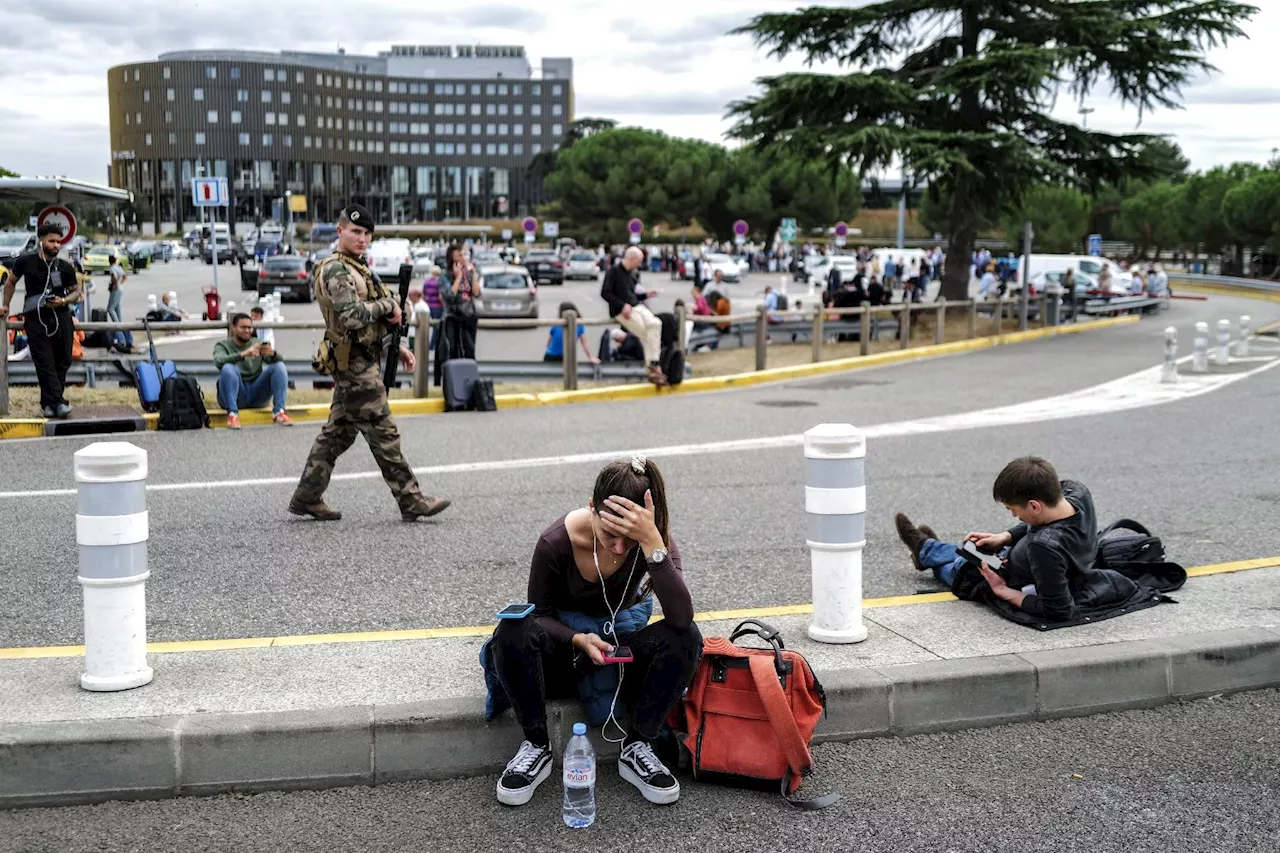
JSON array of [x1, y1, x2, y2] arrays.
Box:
[[37, 206, 76, 246], [627, 218, 644, 235], [834, 222, 849, 237], [522, 216, 538, 233], [733, 219, 749, 237]]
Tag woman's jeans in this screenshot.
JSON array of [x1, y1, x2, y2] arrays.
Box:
[[106, 289, 134, 349], [492, 616, 702, 746]]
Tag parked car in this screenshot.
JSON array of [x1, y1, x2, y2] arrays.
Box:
[[81, 245, 119, 274], [498, 246, 521, 265], [367, 238, 412, 278], [254, 235, 285, 263], [566, 251, 600, 281], [308, 223, 338, 245], [474, 264, 538, 321], [703, 253, 743, 283], [165, 240, 190, 260], [472, 250, 505, 266], [257, 255, 314, 302], [805, 255, 859, 289], [0, 232, 36, 263], [523, 248, 564, 284]]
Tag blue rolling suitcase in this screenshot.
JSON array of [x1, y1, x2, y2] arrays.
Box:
[[442, 358, 480, 412], [134, 320, 177, 413]]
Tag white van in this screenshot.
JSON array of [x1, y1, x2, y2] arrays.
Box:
[[367, 238, 412, 278], [1024, 254, 1131, 296]]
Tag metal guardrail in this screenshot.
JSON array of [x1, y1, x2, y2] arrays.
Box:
[[1168, 272, 1280, 293]]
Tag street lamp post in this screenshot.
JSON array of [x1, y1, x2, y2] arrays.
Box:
[[1079, 107, 1095, 129]]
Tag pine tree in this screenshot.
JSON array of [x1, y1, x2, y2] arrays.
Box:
[[728, 1, 1257, 299]]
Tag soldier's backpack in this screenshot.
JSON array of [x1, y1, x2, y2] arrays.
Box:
[[469, 377, 497, 412], [157, 374, 210, 430]]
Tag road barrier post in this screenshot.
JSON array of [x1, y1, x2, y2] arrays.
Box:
[[74, 442, 154, 692], [811, 305, 824, 363], [804, 423, 869, 644], [755, 304, 768, 371], [563, 308, 579, 391], [859, 308, 871, 356], [412, 313, 429, 397], [968, 299, 978, 339], [1193, 321, 1209, 373], [934, 299, 946, 345], [1161, 326, 1178, 384], [1215, 319, 1231, 365], [899, 304, 911, 349], [1236, 315, 1251, 357]]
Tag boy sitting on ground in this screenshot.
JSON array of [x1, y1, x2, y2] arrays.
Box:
[[894, 456, 1097, 623]]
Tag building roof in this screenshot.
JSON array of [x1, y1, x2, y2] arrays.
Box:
[[0, 177, 133, 205]]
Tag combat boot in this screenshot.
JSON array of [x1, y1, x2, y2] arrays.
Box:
[[401, 495, 451, 522], [288, 498, 342, 521]]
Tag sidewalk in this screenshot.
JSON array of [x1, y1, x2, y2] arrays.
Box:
[[2, 562, 1278, 807]]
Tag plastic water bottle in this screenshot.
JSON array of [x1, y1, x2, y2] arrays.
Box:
[[562, 722, 596, 828]]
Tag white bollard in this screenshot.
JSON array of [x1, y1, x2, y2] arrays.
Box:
[[1161, 326, 1178, 384], [74, 442, 154, 692], [804, 424, 869, 644], [168, 291, 179, 313], [1192, 322, 1209, 373], [147, 293, 158, 313], [779, 274, 789, 298], [1215, 319, 1231, 365], [1236, 315, 1251, 357]]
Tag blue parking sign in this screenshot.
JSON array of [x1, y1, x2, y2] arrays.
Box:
[[1087, 234, 1102, 256]]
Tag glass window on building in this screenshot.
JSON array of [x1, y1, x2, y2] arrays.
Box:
[[325, 75, 333, 87], [532, 124, 541, 136], [532, 143, 542, 154], [498, 143, 508, 155], [165, 110, 173, 123], [167, 88, 174, 101], [498, 103, 508, 116], [279, 112, 288, 125], [163, 67, 170, 79], [265, 113, 276, 125], [374, 80, 382, 92], [263, 134, 273, 145], [194, 88, 204, 101], [206, 66, 217, 79], [297, 114, 305, 126], [485, 84, 495, 95], [471, 104, 481, 116], [237, 89, 248, 102], [195, 132, 206, 145], [499, 123, 508, 135], [296, 71, 305, 84], [284, 135, 292, 147], [181, 160, 192, 185], [485, 143, 496, 155], [552, 104, 562, 116], [136, 112, 142, 123], [552, 124, 563, 136], [498, 84, 508, 96], [471, 123, 481, 135], [471, 143, 482, 155], [416, 166, 436, 194], [265, 69, 275, 81], [514, 104, 523, 116], [486, 124, 495, 135], [512, 84, 522, 95], [134, 69, 140, 81], [513, 124, 523, 135], [231, 110, 241, 123], [316, 73, 323, 85], [162, 160, 175, 184], [239, 132, 250, 145], [392, 166, 409, 194], [486, 104, 496, 116], [143, 90, 150, 102], [304, 137, 312, 148], [490, 167, 510, 195], [282, 91, 291, 104], [207, 110, 218, 123], [513, 143, 523, 155], [469, 84, 480, 95], [230, 67, 240, 79], [263, 90, 273, 102], [168, 132, 176, 144], [532, 84, 541, 96], [553, 84, 563, 96], [331, 164, 344, 190], [145, 133, 152, 145]]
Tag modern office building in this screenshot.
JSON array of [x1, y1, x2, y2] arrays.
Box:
[[107, 45, 574, 234]]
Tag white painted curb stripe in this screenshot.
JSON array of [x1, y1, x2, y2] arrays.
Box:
[[76, 512, 149, 547], [805, 486, 867, 515]]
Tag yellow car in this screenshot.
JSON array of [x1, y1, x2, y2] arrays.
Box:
[[82, 246, 119, 274]]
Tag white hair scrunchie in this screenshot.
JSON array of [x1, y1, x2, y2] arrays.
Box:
[[630, 455, 647, 474]]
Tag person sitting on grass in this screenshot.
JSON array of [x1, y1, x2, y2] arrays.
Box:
[[212, 312, 293, 430], [893, 456, 1098, 623], [544, 301, 600, 365]]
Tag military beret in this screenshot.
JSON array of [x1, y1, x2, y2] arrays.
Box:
[[342, 203, 375, 233]]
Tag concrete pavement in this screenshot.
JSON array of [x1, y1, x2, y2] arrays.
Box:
[[5, 689, 1276, 853]]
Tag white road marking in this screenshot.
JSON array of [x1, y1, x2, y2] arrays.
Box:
[[1, 354, 1276, 500]]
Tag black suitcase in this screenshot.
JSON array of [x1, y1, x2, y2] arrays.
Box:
[[443, 358, 480, 412]]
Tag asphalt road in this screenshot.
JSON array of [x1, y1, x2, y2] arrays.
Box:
[[2, 689, 1276, 852], [79, 258, 768, 365], [0, 291, 1276, 647]]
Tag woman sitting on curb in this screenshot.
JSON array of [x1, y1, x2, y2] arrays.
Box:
[[481, 457, 701, 807]]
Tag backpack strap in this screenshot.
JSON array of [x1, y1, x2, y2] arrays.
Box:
[[1101, 518, 1152, 537], [747, 655, 839, 810]]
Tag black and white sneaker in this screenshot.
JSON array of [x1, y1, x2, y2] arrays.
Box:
[[496, 740, 553, 806], [618, 740, 680, 805]]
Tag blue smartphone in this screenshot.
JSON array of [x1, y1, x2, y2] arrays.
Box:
[[496, 603, 535, 620]]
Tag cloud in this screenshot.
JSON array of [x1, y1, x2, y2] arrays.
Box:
[[578, 89, 747, 117], [1183, 86, 1280, 106], [619, 10, 758, 45]]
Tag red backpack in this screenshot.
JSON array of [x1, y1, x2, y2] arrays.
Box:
[[669, 620, 838, 809]]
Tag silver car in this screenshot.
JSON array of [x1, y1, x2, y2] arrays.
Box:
[[566, 251, 600, 280], [475, 264, 538, 321]]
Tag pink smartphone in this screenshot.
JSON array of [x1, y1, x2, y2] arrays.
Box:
[[601, 645, 633, 664]]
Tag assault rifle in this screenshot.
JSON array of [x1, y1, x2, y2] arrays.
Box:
[[382, 262, 414, 390]]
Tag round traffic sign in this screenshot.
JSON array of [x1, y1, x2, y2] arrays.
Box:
[[733, 219, 749, 237], [834, 222, 849, 238], [522, 216, 538, 233], [38, 205, 77, 246], [627, 218, 643, 235]]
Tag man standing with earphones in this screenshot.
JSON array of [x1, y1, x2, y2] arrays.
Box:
[[0, 224, 81, 418]]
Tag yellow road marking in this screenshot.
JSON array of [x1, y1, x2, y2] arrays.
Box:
[[2, 555, 1274, 661]]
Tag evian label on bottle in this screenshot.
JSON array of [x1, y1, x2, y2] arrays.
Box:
[[564, 762, 595, 787]]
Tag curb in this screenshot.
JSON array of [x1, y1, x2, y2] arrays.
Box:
[[1168, 280, 1280, 304], [0, 315, 1137, 439], [3, 625, 1277, 808]]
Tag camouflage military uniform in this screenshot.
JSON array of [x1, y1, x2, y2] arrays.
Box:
[[291, 251, 425, 512]]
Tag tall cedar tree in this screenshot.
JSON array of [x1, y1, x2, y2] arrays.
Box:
[[728, 1, 1256, 299]]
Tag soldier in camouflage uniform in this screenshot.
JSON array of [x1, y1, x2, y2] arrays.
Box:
[[289, 203, 450, 522]]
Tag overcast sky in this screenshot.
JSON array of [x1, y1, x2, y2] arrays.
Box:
[[2, 0, 1276, 183]]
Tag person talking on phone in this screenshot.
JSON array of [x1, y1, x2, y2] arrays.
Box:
[[0, 224, 81, 418], [486, 456, 701, 808]]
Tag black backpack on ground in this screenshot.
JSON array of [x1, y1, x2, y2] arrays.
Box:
[[157, 374, 210, 430], [85, 308, 113, 349], [1095, 519, 1165, 570], [470, 377, 497, 412]]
